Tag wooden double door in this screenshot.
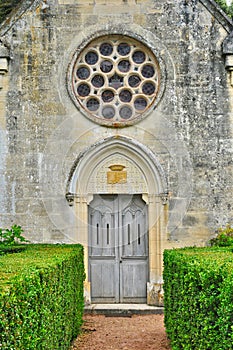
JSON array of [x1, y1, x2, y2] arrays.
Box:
[[88, 194, 148, 303]]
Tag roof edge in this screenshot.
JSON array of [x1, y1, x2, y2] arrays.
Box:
[[0, 0, 233, 36], [199, 0, 233, 33], [0, 0, 41, 36]]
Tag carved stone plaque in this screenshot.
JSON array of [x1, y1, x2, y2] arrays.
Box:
[[107, 165, 127, 184]]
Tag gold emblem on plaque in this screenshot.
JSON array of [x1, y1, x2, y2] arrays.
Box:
[[107, 165, 127, 184]]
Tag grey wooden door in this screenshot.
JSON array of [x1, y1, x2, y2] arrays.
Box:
[[88, 194, 148, 303]]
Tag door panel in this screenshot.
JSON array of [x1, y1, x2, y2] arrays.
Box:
[[90, 261, 117, 302], [88, 194, 148, 303], [121, 260, 148, 303], [89, 195, 119, 303]]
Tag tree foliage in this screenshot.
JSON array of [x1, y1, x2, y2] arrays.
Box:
[[215, 0, 233, 18], [0, 0, 22, 24]]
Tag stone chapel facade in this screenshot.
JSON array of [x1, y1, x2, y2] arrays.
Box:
[[0, 0, 233, 305]]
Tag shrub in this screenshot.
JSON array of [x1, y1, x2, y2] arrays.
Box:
[[209, 224, 233, 247], [164, 247, 233, 350], [0, 244, 85, 350], [0, 244, 27, 255], [0, 224, 29, 246]]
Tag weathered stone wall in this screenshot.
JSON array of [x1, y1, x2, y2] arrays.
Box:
[[0, 0, 232, 248]]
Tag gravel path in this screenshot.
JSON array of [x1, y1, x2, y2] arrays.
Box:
[[71, 314, 171, 350]]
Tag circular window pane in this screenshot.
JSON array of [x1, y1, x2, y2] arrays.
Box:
[[77, 83, 90, 97], [142, 82, 156, 95], [91, 75, 105, 88], [100, 43, 113, 56], [85, 51, 98, 65], [86, 98, 100, 111], [128, 75, 141, 88], [119, 89, 132, 103], [102, 90, 115, 102], [119, 106, 133, 120], [100, 60, 113, 73], [102, 106, 115, 119], [118, 60, 131, 73], [132, 51, 146, 64], [76, 66, 90, 80], [117, 43, 131, 56], [141, 65, 155, 78], [134, 97, 147, 111]]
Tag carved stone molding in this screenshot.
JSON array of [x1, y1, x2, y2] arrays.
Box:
[[65, 192, 76, 206], [159, 191, 171, 205]]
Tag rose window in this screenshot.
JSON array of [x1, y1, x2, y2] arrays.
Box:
[[69, 35, 161, 126]]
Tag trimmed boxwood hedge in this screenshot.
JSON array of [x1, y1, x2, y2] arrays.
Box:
[[163, 247, 233, 350], [0, 244, 85, 350], [0, 244, 27, 255]]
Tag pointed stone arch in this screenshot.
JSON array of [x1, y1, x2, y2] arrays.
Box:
[[66, 136, 168, 305], [67, 135, 167, 196]]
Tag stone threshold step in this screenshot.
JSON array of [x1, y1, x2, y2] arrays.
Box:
[[84, 304, 164, 316]]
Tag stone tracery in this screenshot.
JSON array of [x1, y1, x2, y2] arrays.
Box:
[[69, 35, 161, 126]]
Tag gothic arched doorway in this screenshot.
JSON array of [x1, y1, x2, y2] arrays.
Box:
[[66, 136, 168, 305]]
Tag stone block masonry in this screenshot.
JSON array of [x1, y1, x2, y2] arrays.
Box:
[[0, 0, 233, 304]]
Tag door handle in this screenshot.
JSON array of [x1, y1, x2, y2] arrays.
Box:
[[120, 259, 122, 263]]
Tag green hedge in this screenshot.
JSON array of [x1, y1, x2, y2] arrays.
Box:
[[0, 244, 26, 255], [163, 247, 233, 350], [0, 244, 85, 350]]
